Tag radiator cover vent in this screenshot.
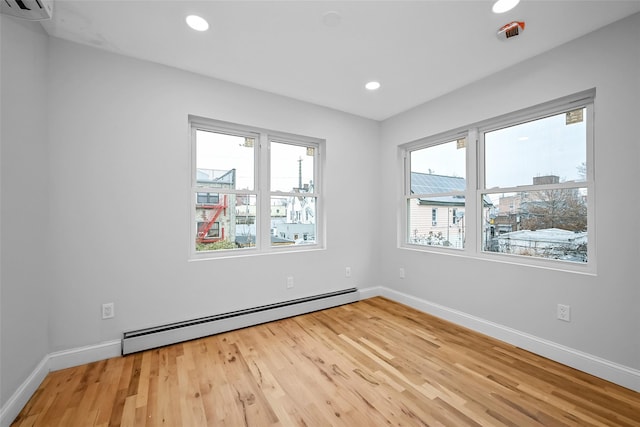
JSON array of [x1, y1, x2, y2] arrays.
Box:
[[1, 0, 53, 21], [122, 288, 359, 355]]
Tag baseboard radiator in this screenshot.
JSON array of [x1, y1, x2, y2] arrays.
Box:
[[121, 287, 359, 355]]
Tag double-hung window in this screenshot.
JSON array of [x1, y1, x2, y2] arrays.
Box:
[[190, 117, 322, 258], [402, 90, 595, 271]]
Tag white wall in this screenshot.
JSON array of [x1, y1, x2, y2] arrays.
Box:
[[45, 38, 380, 353], [0, 17, 51, 409], [380, 13, 640, 371]]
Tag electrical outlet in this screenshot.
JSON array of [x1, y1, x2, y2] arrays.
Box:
[[399, 268, 405, 279], [557, 304, 571, 322], [286, 276, 294, 289], [345, 267, 351, 278], [102, 302, 115, 319]]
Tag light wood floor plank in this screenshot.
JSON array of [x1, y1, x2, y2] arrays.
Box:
[[10, 297, 640, 426]]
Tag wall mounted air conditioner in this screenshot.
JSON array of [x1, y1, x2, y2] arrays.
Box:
[[1, 0, 53, 21]]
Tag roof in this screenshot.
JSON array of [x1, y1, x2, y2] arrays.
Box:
[[411, 172, 465, 194], [411, 172, 493, 207], [498, 228, 587, 244], [197, 168, 236, 186], [412, 172, 465, 207]]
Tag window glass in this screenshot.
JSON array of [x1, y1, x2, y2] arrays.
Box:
[[270, 141, 315, 193], [484, 109, 586, 188], [270, 140, 317, 248], [195, 193, 258, 252], [196, 130, 255, 191], [270, 196, 316, 246], [194, 129, 257, 253], [483, 188, 588, 262], [407, 139, 466, 249]]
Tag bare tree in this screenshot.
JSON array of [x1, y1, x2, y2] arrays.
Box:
[[520, 189, 587, 231]]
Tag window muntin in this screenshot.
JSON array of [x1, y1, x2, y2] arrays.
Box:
[[401, 90, 594, 271], [406, 138, 466, 249], [191, 118, 322, 257]]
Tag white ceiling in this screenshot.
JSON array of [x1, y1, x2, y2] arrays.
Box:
[[41, 0, 640, 121]]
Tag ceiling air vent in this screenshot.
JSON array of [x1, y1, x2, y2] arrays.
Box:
[[1, 0, 53, 21], [497, 21, 525, 40]]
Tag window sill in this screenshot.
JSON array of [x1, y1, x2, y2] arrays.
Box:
[[399, 244, 596, 276], [189, 244, 325, 262]]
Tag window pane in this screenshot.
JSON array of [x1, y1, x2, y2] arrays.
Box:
[[270, 196, 316, 246], [485, 109, 586, 188], [408, 139, 466, 249], [196, 130, 254, 191], [270, 141, 315, 193], [195, 193, 257, 251], [408, 198, 465, 249], [483, 188, 587, 263], [197, 192, 219, 205], [410, 139, 466, 192]]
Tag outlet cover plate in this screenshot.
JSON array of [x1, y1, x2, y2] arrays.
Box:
[[557, 304, 571, 322], [102, 302, 115, 319]]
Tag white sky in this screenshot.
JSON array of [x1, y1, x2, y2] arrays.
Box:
[[484, 110, 586, 188], [411, 109, 586, 189], [411, 139, 466, 178], [196, 130, 314, 192]]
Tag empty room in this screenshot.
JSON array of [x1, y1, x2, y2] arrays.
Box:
[[1, 0, 639, 425]]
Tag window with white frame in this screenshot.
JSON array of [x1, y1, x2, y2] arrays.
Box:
[[190, 117, 322, 256], [402, 90, 595, 270]]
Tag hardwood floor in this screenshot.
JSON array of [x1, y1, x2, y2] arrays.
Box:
[[11, 297, 640, 426]]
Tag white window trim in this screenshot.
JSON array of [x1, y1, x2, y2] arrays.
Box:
[[399, 89, 596, 275], [189, 116, 324, 260], [401, 129, 469, 252]]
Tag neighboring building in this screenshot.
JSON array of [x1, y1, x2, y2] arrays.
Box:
[[196, 168, 236, 244], [271, 183, 316, 245], [408, 173, 468, 248], [486, 175, 588, 258], [492, 175, 561, 235], [496, 228, 587, 262], [197, 169, 315, 247]]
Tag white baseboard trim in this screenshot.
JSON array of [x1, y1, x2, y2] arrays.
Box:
[[357, 285, 382, 301], [0, 356, 48, 427], [378, 286, 640, 393], [48, 339, 121, 371], [1, 340, 121, 427]]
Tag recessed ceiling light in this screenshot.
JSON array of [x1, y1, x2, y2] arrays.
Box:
[[322, 11, 342, 28], [365, 81, 381, 91], [492, 0, 520, 14], [186, 15, 209, 32]]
